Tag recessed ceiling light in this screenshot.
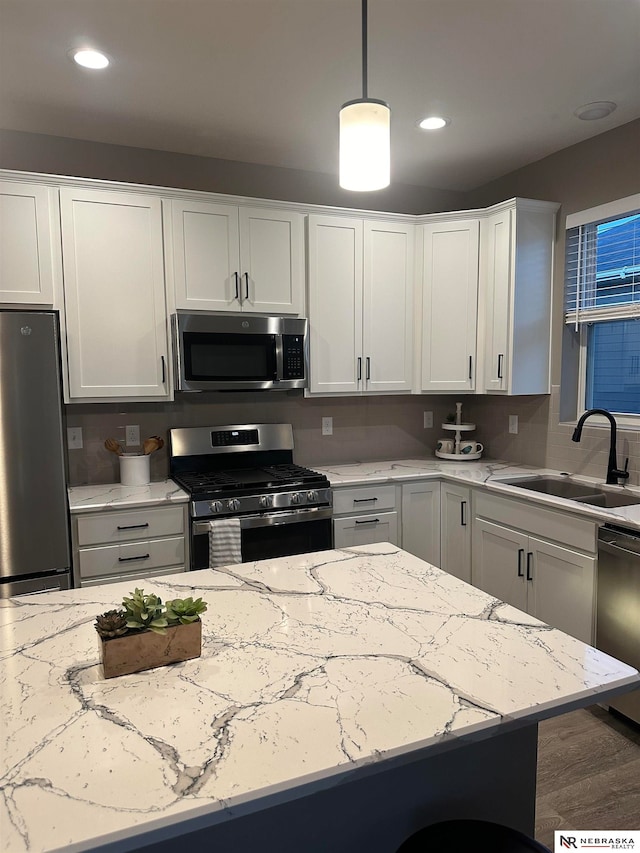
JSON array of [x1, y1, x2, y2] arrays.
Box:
[[573, 101, 617, 121], [70, 49, 110, 70], [418, 116, 450, 130]]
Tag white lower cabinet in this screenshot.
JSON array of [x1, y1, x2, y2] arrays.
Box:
[[332, 484, 399, 548], [400, 481, 440, 567], [472, 496, 597, 643], [440, 483, 472, 582], [72, 504, 188, 587]]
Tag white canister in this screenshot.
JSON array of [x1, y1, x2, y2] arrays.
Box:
[[119, 453, 151, 486]]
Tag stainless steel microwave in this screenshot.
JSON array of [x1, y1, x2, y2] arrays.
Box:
[[172, 313, 308, 391]]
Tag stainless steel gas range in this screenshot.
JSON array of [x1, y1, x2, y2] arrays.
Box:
[[169, 424, 333, 570]]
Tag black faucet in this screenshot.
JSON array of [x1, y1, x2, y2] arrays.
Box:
[[571, 409, 629, 485]]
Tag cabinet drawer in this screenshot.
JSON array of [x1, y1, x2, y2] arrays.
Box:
[[333, 484, 396, 515], [475, 491, 597, 554], [76, 506, 184, 546], [80, 565, 186, 587], [78, 536, 185, 579], [333, 511, 399, 548]]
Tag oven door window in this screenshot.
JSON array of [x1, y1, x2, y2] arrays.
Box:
[[192, 516, 333, 570], [183, 333, 277, 382]]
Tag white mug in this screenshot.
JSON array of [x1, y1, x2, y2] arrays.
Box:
[[460, 440, 483, 455], [436, 438, 454, 454]]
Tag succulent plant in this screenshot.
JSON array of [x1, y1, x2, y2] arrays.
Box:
[[121, 588, 168, 635], [165, 596, 208, 625], [95, 609, 128, 639], [95, 589, 208, 639]]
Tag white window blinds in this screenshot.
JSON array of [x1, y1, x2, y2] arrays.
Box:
[[565, 209, 640, 326]]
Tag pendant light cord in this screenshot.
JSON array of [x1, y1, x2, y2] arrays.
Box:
[[362, 0, 368, 99]]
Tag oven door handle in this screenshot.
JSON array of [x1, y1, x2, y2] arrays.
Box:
[[193, 506, 333, 535]]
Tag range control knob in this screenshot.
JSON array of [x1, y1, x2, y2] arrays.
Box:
[[290, 492, 303, 505], [209, 500, 224, 514], [227, 499, 241, 512], [259, 494, 273, 508], [306, 490, 318, 503]]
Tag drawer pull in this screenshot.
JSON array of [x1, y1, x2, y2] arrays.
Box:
[[355, 518, 379, 524], [116, 523, 150, 531], [353, 497, 378, 503], [118, 554, 150, 563]]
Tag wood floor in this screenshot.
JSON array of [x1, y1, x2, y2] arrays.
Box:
[[535, 705, 640, 849]]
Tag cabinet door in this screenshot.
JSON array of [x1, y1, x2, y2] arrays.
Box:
[[0, 182, 57, 304], [527, 536, 596, 644], [401, 481, 440, 567], [333, 512, 399, 549], [420, 220, 479, 392], [307, 215, 363, 394], [170, 199, 241, 311], [363, 221, 414, 392], [472, 517, 528, 611], [239, 207, 304, 315], [440, 483, 472, 582], [482, 209, 512, 392], [60, 188, 170, 399]]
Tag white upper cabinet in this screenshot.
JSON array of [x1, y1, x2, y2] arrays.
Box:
[[0, 181, 58, 305], [169, 199, 304, 315], [308, 215, 414, 396], [480, 200, 558, 395], [60, 188, 170, 401], [419, 219, 479, 392]]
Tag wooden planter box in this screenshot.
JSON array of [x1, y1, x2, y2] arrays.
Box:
[[100, 620, 202, 679]]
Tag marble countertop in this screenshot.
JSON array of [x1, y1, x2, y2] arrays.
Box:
[[68, 480, 189, 513], [315, 459, 640, 531], [1, 544, 637, 853]]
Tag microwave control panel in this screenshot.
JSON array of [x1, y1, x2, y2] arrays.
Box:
[[282, 335, 305, 379]]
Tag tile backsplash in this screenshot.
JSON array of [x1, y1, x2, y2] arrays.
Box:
[[66, 387, 639, 488]]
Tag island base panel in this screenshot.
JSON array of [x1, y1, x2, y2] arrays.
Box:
[[119, 724, 538, 853]]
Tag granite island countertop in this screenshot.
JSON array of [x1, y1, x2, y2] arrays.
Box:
[[315, 458, 640, 531], [1, 543, 637, 853]]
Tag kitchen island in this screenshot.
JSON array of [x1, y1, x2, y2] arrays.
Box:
[[1, 544, 638, 853]]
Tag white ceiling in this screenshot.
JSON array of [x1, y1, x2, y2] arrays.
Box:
[[1, 0, 639, 192]]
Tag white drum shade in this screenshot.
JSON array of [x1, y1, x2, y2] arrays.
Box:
[[339, 100, 391, 191]]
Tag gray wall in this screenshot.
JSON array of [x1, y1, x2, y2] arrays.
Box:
[[0, 128, 464, 215]]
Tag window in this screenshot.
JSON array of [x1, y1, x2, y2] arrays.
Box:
[[565, 196, 640, 418]]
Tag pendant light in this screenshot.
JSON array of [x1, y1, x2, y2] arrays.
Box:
[[339, 0, 390, 191]]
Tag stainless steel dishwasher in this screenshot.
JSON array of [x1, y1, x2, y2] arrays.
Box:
[[597, 524, 640, 725]]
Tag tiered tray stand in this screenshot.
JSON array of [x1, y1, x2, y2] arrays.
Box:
[[435, 403, 482, 460]]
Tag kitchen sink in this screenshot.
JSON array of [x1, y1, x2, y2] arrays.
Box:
[[574, 492, 640, 508], [498, 475, 640, 507], [498, 476, 603, 500]]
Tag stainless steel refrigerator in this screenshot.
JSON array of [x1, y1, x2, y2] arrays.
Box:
[[0, 310, 71, 596]]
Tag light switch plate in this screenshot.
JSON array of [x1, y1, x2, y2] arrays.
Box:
[[322, 417, 333, 436], [509, 415, 519, 434], [67, 426, 83, 450]]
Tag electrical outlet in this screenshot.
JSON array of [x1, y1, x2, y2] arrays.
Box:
[[509, 415, 519, 435], [423, 411, 433, 429], [67, 427, 83, 450], [322, 417, 333, 436], [125, 424, 140, 446]]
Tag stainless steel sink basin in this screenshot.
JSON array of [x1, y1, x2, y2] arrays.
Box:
[[574, 492, 640, 508], [498, 475, 640, 508], [498, 476, 602, 500]]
